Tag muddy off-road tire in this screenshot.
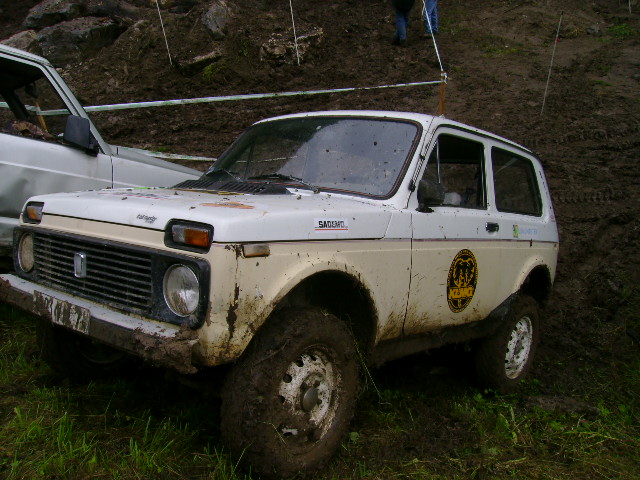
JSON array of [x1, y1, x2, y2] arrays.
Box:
[[475, 295, 540, 393], [220, 308, 360, 478], [37, 320, 132, 381]]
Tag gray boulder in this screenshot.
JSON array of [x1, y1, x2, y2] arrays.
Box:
[[1, 30, 42, 55], [24, 0, 86, 30], [202, 1, 233, 40], [38, 16, 126, 65], [85, 0, 140, 22], [177, 48, 224, 75], [24, 0, 139, 30]]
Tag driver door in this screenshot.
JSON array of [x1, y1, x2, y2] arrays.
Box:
[[405, 129, 501, 335]]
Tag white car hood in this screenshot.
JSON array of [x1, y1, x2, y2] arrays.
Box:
[[33, 188, 394, 242]]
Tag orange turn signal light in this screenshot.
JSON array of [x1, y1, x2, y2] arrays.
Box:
[[182, 227, 210, 247], [24, 202, 44, 224], [166, 221, 213, 252]]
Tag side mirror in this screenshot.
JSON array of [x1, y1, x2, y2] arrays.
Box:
[[417, 178, 444, 212], [63, 115, 99, 155]]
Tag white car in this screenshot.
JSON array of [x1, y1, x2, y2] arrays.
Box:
[[0, 44, 199, 255], [0, 110, 558, 478]]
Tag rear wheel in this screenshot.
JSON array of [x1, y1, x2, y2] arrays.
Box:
[[220, 308, 360, 478], [475, 295, 540, 392]]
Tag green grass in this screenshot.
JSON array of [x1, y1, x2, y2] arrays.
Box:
[[202, 60, 229, 83], [475, 35, 524, 58], [0, 305, 248, 479], [0, 303, 638, 479], [609, 24, 637, 39]]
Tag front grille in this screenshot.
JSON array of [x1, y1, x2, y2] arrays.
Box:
[[17, 228, 210, 328], [33, 233, 153, 314]]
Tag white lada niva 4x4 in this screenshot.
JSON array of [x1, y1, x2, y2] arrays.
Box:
[[0, 111, 559, 478]]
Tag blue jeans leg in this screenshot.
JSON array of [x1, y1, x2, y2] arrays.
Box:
[[423, 0, 438, 34], [394, 8, 409, 42]]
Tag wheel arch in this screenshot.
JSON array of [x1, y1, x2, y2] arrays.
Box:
[[519, 263, 553, 306], [271, 269, 379, 358]]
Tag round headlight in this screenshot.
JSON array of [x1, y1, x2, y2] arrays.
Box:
[[17, 233, 35, 272], [163, 265, 200, 317]]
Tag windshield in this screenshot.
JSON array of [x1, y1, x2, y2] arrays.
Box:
[[206, 116, 420, 197]]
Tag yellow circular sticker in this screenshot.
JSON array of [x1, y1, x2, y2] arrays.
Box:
[[447, 249, 478, 313]]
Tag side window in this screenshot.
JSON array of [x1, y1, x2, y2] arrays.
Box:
[[492, 148, 542, 216], [16, 77, 70, 137], [423, 134, 486, 208], [0, 61, 70, 141]]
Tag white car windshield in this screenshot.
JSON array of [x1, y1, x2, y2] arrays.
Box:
[[206, 116, 420, 197]]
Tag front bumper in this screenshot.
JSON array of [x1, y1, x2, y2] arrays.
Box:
[[0, 274, 199, 374]]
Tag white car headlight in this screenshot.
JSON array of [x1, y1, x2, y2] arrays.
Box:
[[17, 232, 35, 272], [163, 265, 200, 316]]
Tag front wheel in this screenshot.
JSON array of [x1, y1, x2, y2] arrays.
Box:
[[475, 295, 540, 392], [37, 320, 133, 381], [220, 308, 360, 478]]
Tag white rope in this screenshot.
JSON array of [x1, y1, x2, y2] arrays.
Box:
[[26, 80, 443, 115], [155, 0, 173, 65], [541, 11, 563, 115], [289, 0, 301, 66], [11, 79, 445, 117], [422, 0, 444, 72]]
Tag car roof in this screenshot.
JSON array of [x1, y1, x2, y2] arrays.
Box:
[[0, 44, 51, 67]]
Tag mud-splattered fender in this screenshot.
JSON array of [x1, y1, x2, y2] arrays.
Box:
[[195, 239, 413, 365], [501, 244, 557, 299]]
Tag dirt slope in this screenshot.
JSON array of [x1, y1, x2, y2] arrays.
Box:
[[3, 0, 640, 468]]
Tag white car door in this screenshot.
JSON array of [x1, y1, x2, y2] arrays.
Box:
[[406, 129, 502, 335], [484, 144, 559, 296]]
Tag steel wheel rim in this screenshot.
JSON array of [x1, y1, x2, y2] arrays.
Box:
[[277, 348, 338, 444], [504, 316, 533, 379]]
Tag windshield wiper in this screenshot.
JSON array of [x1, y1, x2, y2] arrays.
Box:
[[248, 174, 320, 193]]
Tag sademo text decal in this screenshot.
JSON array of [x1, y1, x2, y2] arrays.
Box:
[[314, 218, 349, 232]]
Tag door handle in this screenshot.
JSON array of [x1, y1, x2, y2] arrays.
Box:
[[486, 222, 499, 233]]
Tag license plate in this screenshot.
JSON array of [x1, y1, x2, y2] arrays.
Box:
[[34, 291, 91, 334]]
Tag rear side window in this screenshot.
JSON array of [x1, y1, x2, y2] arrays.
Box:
[[492, 148, 542, 216]]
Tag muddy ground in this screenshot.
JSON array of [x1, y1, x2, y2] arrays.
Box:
[[2, 0, 640, 474]]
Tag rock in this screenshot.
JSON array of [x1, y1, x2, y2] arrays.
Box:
[[37, 17, 126, 66], [23, 0, 86, 30], [24, 0, 139, 30], [163, 0, 199, 14], [202, 0, 233, 40], [1, 30, 42, 55], [587, 24, 602, 36], [260, 27, 324, 66], [177, 48, 224, 75], [85, 0, 140, 22]]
